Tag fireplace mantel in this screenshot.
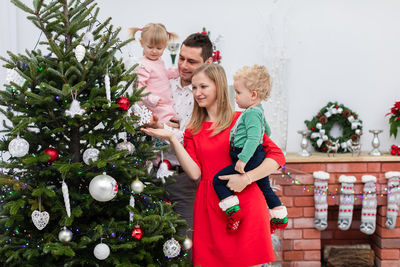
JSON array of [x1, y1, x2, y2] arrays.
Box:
[[272, 153, 400, 267]]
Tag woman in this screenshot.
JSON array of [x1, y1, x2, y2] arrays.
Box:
[[142, 64, 285, 267]]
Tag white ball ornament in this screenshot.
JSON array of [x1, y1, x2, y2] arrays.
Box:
[[74, 44, 86, 62], [183, 236, 193, 250], [89, 172, 118, 202], [93, 242, 110, 260], [131, 179, 144, 193], [116, 140, 135, 156], [83, 148, 100, 165], [58, 227, 73, 242], [163, 237, 181, 258], [8, 135, 29, 157]]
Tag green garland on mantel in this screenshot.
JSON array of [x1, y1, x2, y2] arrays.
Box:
[[305, 102, 363, 153]]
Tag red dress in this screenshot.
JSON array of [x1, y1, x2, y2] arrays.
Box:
[[184, 112, 286, 267]]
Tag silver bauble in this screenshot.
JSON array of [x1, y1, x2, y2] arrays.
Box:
[[183, 236, 193, 250], [58, 227, 73, 242], [131, 179, 144, 193], [8, 135, 29, 157], [93, 243, 110, 260], [89, 172, 118, 202], [163, 237, 181, 258], [116, 140, 135, 156], [83, 148, 100, 165]]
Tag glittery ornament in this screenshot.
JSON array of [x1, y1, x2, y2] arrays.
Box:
[[105, 72, 111, 106], [131, 225, 143, 240], [183, 236, 193, 250], [61, 180, 71, 217], [93, 242, 110, 260], [131, 179, 144, 193], [66, 99, 85, 117], [156, 161, 174, 183], [131, 104, 152, 126], [89, 172, 118, 202], [74, 44, 86, 62], [163, 237, 181, 258], [58, 226, 73, 242], [31, 210, 50, 230], [116, 140, 135, 156], [116, 97, 130, 111], [44, 147, 59, 161], [129, 195, 135, 222], [8, 135, 29, 157], [83, 147, 100, 165]]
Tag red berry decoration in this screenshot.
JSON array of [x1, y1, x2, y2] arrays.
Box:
[[132, 225, 143, 240], [116, 97, 130, 111], [397, 150, 400, 156], [158, 159, 172, 170], [391, 150, 396, 155], [44, 147, 59, 161]]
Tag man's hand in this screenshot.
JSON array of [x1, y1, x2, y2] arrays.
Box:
[[166, 117, 180, 129], [234, 159, 246, 174], [143, 114, 163, 129]]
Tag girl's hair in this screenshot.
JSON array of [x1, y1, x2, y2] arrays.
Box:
[[187, 64, 233, 136], [129, 23, 178, 47], [233, 65, 271, 101]]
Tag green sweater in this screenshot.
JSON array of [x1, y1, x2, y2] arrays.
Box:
[[230, 104, 271, 163]]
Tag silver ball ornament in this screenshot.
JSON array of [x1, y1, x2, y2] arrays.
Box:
[[93, 243, 110, 260], [89, 172, 118, 202], [116, 140, 135, 156], [83, 148, 100, 165], [58, 227, 73, 242], [183, 236, 193, 250], [163, 237, 181, 258], [8, 135, 29, 157], [131, 179, 144, 193]]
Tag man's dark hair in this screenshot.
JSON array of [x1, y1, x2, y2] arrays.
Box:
[[182, 33, 213, 62]]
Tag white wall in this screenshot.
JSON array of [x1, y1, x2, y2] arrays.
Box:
[[1, 0, 399, 153]]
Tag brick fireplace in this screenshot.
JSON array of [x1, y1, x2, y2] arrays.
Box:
[[270, 152, 400, 267]]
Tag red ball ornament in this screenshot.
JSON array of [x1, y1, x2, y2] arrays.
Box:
[[397, 150, 400, 156], [132, 225, 143, 240], [391, 150, 396, 155], [116, 97, 130, 111], [44, 147, 59, 161], [158, 159, 172, 170], [391, 145, 398, 150]]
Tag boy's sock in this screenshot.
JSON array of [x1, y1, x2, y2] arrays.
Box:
[[219, 195, 242, 232], [270, 206, 288, 233]]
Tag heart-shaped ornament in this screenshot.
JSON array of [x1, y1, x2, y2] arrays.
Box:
[[31, 210, 50, 230]]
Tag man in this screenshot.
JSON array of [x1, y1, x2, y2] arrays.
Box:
[[150, 33, 213, 238]]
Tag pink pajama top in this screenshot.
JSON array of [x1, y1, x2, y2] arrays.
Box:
[[137, 57, 178, 123]]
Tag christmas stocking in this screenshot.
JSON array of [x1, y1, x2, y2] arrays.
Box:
[[360, 175, 377, 235], [338, 175, 356, 231], [385, 171, 400, 229], [313, 171, 330, 231]]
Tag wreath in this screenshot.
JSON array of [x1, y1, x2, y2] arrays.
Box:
[[305, 102, 363, 153]]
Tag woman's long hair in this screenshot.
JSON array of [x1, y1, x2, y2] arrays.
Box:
[[187, 64, 233, 136]]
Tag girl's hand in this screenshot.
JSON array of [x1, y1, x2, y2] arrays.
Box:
[[234, 159, 246, 174], [218, 173, 251, 193], [141, 127, 174, 141]]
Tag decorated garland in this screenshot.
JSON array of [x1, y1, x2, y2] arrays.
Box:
[[305, 102, 363, 153]]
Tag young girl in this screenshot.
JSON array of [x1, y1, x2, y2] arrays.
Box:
[[142, 63, 284, 266], [213, 65, 288, 233], [129, 23, 179, 123]]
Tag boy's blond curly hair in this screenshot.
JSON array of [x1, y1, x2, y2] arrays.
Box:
[[233, 65, 271, 101]]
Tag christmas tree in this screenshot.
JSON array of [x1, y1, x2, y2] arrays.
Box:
[[0, 0, 189, 266]]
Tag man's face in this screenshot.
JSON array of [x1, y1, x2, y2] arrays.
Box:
[[178, 45, 204, 84]]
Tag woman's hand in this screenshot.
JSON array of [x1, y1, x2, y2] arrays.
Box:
[[218, 173, 251, 193], [141, 127, 175, 142]]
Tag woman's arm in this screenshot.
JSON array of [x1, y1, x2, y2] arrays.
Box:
[[141, 128, 201, 180], [219, 134, 285, 192]]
